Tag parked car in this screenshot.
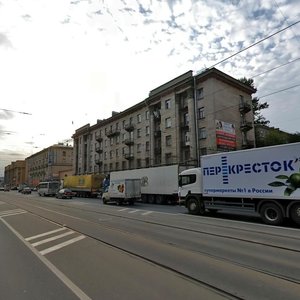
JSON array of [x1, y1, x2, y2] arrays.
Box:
[[21, 187, 32, 194], [4, 185, 10, 191], [55, 188, 74, 199]]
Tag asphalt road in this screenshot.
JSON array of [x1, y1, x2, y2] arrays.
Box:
[[1, 191, 300, 299]]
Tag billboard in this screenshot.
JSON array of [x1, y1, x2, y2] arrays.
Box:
[[216, 120, 236, 151]]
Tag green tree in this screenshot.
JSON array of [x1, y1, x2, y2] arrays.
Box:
[[239, 77, 270, 125]]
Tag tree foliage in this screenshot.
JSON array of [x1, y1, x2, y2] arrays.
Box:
[[239, 77, 270, 125]]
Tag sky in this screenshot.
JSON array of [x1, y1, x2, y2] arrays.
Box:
[[0, 0, 300, 177]]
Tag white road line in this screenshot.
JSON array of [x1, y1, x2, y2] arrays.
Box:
[[128, 210, 139, 214], [118, 208, 129, 211], [0, 217, 91, 300], [141, 211, 153, 216], [0, 209, 27, 217], [31, 231, 75, 247], [25, 227, 67, 241], [40, 235, 85, 256]]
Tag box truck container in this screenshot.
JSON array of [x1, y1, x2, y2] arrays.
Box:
[[109, 165, 187, 204], [178, 142, 300, 226], [102, 178, 141, 205], [63, 174, 105, 198]]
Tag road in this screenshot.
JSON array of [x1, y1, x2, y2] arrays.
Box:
[[0, 191, 300, 299]]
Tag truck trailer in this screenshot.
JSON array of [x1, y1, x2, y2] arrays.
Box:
[[63, 174, 104, 198], [102, 178, 141, 205], [178, 142, 300, 226], [109, 165, 187, 204]]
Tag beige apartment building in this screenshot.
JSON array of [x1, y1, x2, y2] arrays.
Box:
[[25, 144, 73, 186], [4, 160, 26, 187], [72, 68, 256, 175]]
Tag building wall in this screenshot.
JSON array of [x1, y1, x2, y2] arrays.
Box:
[[25, 144, 73, 186], [4, 160, 26, 187], [72, 68, 255, 175]]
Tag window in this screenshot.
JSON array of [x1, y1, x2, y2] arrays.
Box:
[[110, 138, 113, 146], [179, 174, 196, 186], [116, 135, 120, 144], [137, 143, 142, 152], [200, 148, 207, 155], [105, 139, 108, 147], [165, 99, 171, 109], [115, 162, 119, 170], [197, 88, 204, 100], [184, 113, 189, 126], [146, 126, 150, 135], [104, 152, 107, 160], [165, 117, 172, 128], [145, 110, 149, 120], [137, 114, 142, 123], [122, 133, 126, 141], [146, 141, 150, 152], [137, 159, 142, 168], [116, 149, 119, 157], [199, 127, 207, 139], [137, 128, 141, 138], [110, 150, 113, 159], [166, 135, 172, 146], [145, 158, 150, 167], [122, 120, 126, 128], [198, 107, 205, 119]]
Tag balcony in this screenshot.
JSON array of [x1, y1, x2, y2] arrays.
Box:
[[154, 130, 161, 137], [242, 140, 255, 149], [95, 146, 103, 153], [105, 129, 120, 137], [124, 138, 134, 146], [124, 123, 134, 132], [124, 153, 134, 160], [95, 135, 103, 142], [180, 122, 189, 130], [154, 147, 162, 154], [95, 159, 103, 166], [240, 121, 253, 132], [239, 102, 251, 114]]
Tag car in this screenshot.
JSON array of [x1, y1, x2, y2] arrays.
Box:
[[0, 186, 4, 191], [21, 187, 32, 194], [55, 188, 74, 199], [4, 185, 10, 191]]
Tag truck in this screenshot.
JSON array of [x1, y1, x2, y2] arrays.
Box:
[[178, 142, 300, 226], [102, 178, 141, 205], [108, 165, 187, 204], [63, 174, 105, 198]]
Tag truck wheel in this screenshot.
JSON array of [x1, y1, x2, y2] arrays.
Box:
[[290, 203, 300, 225], [187, 198, 204, 215], [148, 195, 156, 204], [155, 195, 165, 205], [260, 203, 283, 225]]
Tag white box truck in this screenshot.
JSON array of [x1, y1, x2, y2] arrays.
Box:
[[109, 165, 186, 204], [178, 142, 300, 226], [102, 178, 141, 205]]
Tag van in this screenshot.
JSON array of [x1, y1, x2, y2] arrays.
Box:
[[38, 181, 61, 197]]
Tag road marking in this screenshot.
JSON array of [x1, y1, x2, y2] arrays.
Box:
[[141, 211, 153, 216], [118, 208, 129, 211], [31, 231, 75, 247], [0, 217, 91, 300], [40, 235, 85, 256], [128, 210, 139, 214], [0, 209, 27, 217], [25, 227, 68, 241]]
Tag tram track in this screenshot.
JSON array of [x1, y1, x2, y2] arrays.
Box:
[[2, 195, 300, 299]]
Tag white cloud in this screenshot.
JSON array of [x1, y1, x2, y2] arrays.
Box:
[[1, 0, 300, 176]]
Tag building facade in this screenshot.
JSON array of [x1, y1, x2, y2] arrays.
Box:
[[25, 144, 73, 186], [4, 160, 26, 187], [72, 68, 256, 175]]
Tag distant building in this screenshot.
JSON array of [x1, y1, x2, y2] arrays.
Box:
[[4, 160, 26, 187], [72, 68, 255, 175], [25, 144, 73, 186]]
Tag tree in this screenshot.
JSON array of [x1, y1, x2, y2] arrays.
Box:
[[239, 77, 270, 125]]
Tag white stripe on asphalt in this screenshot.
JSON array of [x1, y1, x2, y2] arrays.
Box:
[[0, 209, 27, 217], [40, 235, 85, 256], [25, 227, 67, 241], [128, 210, 139, 214], [31, 231, 75, 247], [141, 211, 153, 216], [118, 208, 129, 211]]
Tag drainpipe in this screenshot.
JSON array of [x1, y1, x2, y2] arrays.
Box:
[[193, 75, 200, 166]]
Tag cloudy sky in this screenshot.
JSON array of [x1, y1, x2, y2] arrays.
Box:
[[0, 0, 300, 176]]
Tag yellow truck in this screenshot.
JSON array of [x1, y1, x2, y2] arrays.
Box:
[[63, 174, 105, 198]]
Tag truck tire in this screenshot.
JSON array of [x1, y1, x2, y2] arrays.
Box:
[[187, 198, 205, 215], [260, 203, 283, 225], [155, 195, 165, 205], [290, 203, 300, 225], [148, 195, 156, 204]]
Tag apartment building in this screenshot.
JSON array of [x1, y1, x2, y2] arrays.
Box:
[[4, 160, 26, 187], [25, 144, 73, 186], [72, 68, 256, 175]]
